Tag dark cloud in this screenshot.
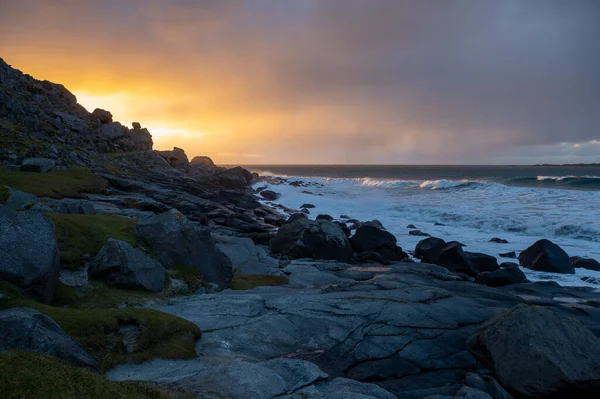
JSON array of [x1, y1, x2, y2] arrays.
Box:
[[1, 0, 598, 163]]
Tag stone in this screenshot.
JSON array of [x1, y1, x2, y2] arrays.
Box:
[[499, 251, 516, 259], [0, 308, 97, 369], [260, 190, 280, 201], [518, 239, 574, 274], [414, 237, 447, 264], [97, 122, 127, 139], [333, 221, 351, 237], [136, 210, 233, 288], [287, 213, 308, 224], [20, 158, 55, 173], [464, 373, 513, 399], [436, 242, 474, 275], [316, 214, 334, 221], [301, 203, 316, 209], [218, 166, 253, 188], [409, 229, 430, 237], [475, 266, 528, 287], [467, 304, 600, 398], [0, 206, 60, 303], [464, 252, 499, 274], [489, 238, 508, 244], [190, 156, 217, 169], [407, 224, 417, 229], [499, 262, 519, 268], [132, 122, 142, 130], [350, 225, 408, 262], [91, 108, 113, 124], [270, 218, 354, 262], [454, 386, 492, 399], [89, 238, 166, 293], [357, 251, 390, 265], [571, 256, 600, 271], [156, 147, 189, 168]]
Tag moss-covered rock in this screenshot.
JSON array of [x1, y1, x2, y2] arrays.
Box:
[[0, 351, 168, 399], [46, 214, 138, 269]]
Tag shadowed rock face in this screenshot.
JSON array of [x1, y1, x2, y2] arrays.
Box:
[[467, 304, 600, 398], [519, 239, 575, 274], [0, 206, 60, 303], [0, 307, 98, 370]]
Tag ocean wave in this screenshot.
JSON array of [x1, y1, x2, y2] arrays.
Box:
[[419, 179, 484, 190], [358, 177, 417, 187], [506, 175, 600, 189]]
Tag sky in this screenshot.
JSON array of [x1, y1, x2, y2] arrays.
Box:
[[0, 0, 599, 165]]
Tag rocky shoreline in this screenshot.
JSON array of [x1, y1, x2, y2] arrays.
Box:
[[1, 58, 600, 398]]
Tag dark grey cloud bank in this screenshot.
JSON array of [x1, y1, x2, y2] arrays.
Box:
[[1, 0, 599, 163]]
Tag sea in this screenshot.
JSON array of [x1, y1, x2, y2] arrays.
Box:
[[244, 165, 600, 290]]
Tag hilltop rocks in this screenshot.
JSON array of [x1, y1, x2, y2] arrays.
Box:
[[475, 266, 528, 287], [518, 239, 575, 274], [571, 256, 600, 271], [91, 108, 113, 124], [0, 308, 98, 369], [467, 304, 600, 398], [89, 238, 165, 293], [350, 225, 408, 262], [190, 156, 217, 169], [219, 166, 253, 189], [136, 210, 232, 288], [0, 206, 60, 303], [270, 218, 354, 262], [156, 147, 189, 168]]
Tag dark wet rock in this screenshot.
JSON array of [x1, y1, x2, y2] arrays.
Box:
[[454, 386, 492, 399], [475, 266, 528, 287], [361, 219, 385, 230], [270, 218, 353, 261], [464, 373, 513, 399], [581, 276, 600, 285], [136, 209, 232, 288], [286, 212, 308, 224], [350, 225, 408, 262], [436, 242, 473, 275], [518, 239, 575, 274], [499, 251, 516, 259], [571, 256, 600, 271], [464, 252, 499, 274], [0, 308, 97, 369], [409, 229, 430, 237], [316, 214, 334, 221], [247, 232, 277, 246], [0, 206, 60, 303], [264, 214, 286, 227], [156, 147, 189, 168], [301, 203, 316, 209], [218, 166, 253, 188], [489, 238, 508, 244], [340, 215, 351, 219], [89, 238, 165, 293], [333, 221, 351, 237], [20, 158, 55, 173], [357, 251, 390, 265], [260, 190, 280, 201], [467, 304, 600, 398], [499, 262, 519, 268], [216, 235, 280, 276], [414, 237, 447, 264], [434, 222, 446, 226], [407, 224, 417, 229]]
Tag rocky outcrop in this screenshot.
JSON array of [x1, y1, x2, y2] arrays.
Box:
[[0, 307, 97, 369], [467, 304, 600, 398], [260, 190, 280, 201], [190, 156, 217, 169], [414, 237, 447, 264], [136, 210, 233, 288], [350, 225, 408, 262], [89, 238, 165, 293], [270, 218, 354, 261], [156, 147, 189, 168], [475, 266, 528, 287], [0, 206, 60, 303], [571, 256, 600, 271], [6, 188, 94, 214], [218, 166, 254, 189], [518, 239, 575, 274]]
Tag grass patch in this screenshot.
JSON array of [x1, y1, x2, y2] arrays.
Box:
[[171, 265, 204, 293], [0, 283, 201, 371], [0, 185, 8, 204], [46, 214, 138, 269], [230, 274, 289, 290], [52, 281, 162, 310], [0, 167, 107, 199], [0, 351, 168, 399]]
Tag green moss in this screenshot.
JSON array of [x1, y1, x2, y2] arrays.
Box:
[[0, 351, 168, 399], [53, 281, 161, 310], [230, 274, 289, 290], [0, 283, 201, 371], [46, 214, 138, 269], [0, 185, 8, 204], [0, 167, 107, 199], [171, 265, 204, 293]]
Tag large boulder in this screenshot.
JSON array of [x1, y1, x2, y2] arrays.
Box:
[[0, 308, 97, 369], [414, 237, 447, 264], [571, 256, 600, 271], [350, 225, 408, 262], [436, 242, 474, 275], [467, 304, 600, 398], [91, 108, 113, 124], [218, 166, 253, 189], [464, 252, 499, 274], [156, 147, 189, 168], [20, 158, 55, 173], [0, 206, 60, 303], [190, 156, 217, 169], [475, 266, 529, 287], [270, 218, 354, 262], [260, 190, 280, 201], [518, 239, 574, 274], [136, 210, 233, 288], [89, 238, 165, 293]]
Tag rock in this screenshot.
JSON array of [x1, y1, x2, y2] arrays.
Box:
[[489, 238, 508, 244], [499, 251, 516, 259], [475, 266, 528, 287], [409, 229, 430, 237], [190, 156, 217, 169], [156, 147, 189, 168], [436, 242, 473, 275], [0, 206, 60, 303], [270, 218, 354, 262], [357, 251, 390, 265], [518, 239, 574, 274], [464, 252, 499, 274], [407, 224, 417, 229], [454, 386, 492, 399], [91, 108, 113, 124], [131, 122, 141, 130], [499, 262, 519, 268], [301, 203, 316, 209], [361, 220, 385, 230], [571, 256, 600, 271], [20, 158, 55, 173], [333, 221, 351, 237], [581, 276, 600, 285], [97, 122, 127, 139], [0, 308, 98, 369], [89, 238, 166, 293], [218, 166, 253, 188], [264, 214, 286, 227], [260, 358, 328, 394], [316, 214, 334, 221], [467, 304, 600, 398], [136, 210, 233, 288], [260, 190, 280, 201], [350, 225, 408, 262], [464, 373, 513, 399], [434, 222, 446, 226], [286, 213, 308, 224], [414, 237, 447, 264]]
